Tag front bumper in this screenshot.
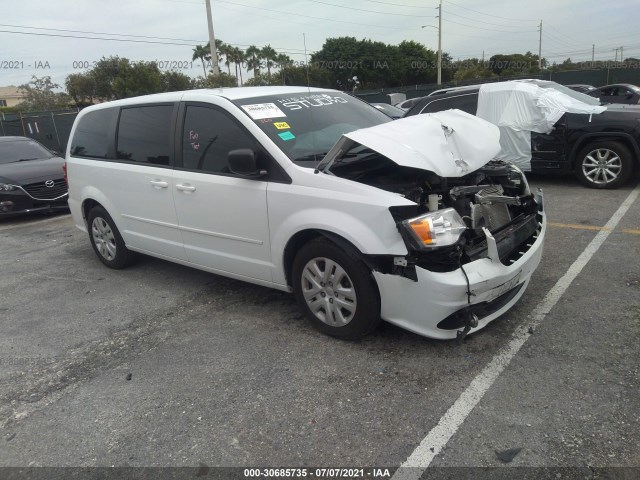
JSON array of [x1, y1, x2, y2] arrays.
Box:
[[374, 197, 546, 340], [0, 189, 69, 217]]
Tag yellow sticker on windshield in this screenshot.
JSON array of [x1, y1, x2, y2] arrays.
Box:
[[274, 122, 290, 130]]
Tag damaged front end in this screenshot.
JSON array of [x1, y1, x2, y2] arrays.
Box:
[[390, 160, 544, 275], [322, 111, 545, 340]]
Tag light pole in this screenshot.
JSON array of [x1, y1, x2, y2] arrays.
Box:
[[205, 0, 220, 75], [421, 23, 441, 85], [437, 0, 442, 85]]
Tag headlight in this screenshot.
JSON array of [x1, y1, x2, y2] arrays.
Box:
[[0, 183, 17, 191], [508, 163, 531, 196], [400, 208, 467, 250]]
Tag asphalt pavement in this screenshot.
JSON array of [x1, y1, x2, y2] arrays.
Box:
[[0, 175, 638, 479]]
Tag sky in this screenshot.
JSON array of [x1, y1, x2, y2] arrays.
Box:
[[1, 0, 639, 88]]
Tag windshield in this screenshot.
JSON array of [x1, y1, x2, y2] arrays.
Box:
[[233, 91, 391, 165], [0, 140, 55, 164]]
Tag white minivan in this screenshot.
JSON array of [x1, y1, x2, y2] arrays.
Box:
[[66, 86, 546, 340]]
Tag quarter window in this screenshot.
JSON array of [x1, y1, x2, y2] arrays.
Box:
[[116, 105, 173, 166], [181, 105, 255, 173], [70, 108, 117, 159]]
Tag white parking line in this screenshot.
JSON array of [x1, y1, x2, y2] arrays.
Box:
[[393, 184, 640, 480], [0, 214, 71, 232]]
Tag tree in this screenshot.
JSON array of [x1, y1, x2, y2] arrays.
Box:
[[192, 44, 210, 77], [76, 56, 164, 101], [229, 47, 246, 86], [90, 56, 131, 100], [65, 72, 97, 107], [452, 59, 495, 81], [393, 40, 437, 85], [218, 42, 233, 75], [111, 61, 162, 99], [488, 52, 540, 76], [261, 45, 278, 77], [17, 76, 70, 111], [246, 45, 262, 77], [160, 70, 193, 92], [192, 72, 238, 88], [244, 72, 282, 86], [280, 65, 332, 88]]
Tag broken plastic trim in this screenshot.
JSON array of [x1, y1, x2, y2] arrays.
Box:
[[438, 282, 526, 331]]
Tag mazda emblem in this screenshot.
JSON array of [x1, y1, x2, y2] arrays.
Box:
[[45, 180, 55, 188]]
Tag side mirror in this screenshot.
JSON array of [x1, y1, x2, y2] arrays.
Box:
[[227, 149, 267, 178], [626, 93, 634, 99]]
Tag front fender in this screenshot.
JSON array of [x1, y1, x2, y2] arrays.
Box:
[[270, 207, 408, 286]]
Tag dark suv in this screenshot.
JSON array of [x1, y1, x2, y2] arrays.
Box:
[[405, 82, 640, 189]]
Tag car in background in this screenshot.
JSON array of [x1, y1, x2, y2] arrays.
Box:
[[395, 97, 425, 110], [566, 84, 597, 94], [0, 136, 68, 217], [370, 102, 405, 119], [587, 83, 640, 104], [406, 80, 640, 189]]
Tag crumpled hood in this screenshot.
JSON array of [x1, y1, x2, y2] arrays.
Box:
[[340, 109, 501, 177]]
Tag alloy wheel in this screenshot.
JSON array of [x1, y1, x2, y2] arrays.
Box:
[[582, 148, 623, 185]]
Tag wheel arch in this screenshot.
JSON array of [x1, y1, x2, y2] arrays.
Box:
[[282, 229, 377, 289], [569, 133, 640, 170], [82, 198, 101, 224], [78, 187, 121, 229]]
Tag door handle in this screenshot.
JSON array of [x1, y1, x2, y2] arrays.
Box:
[[176, 183, 196, 192], [150, 180, 169, 188]]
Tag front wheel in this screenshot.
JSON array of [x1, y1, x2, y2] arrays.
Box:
[[575, 141, 633, 189], [87, 206, 135, 269], [292, 238, 381, 340]]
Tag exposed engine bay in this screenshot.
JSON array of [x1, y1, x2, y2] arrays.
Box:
[[327, 152, 542, 272]]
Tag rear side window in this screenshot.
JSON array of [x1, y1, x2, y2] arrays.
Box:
[[448, 93, 479, 115], [116, 105, 173, 166], [421, 97, 452, 113], [70, 108, 117, 159]]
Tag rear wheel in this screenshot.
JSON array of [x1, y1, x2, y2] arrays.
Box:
[[87, 206, 135, 269], [292, 238, 381, 340], [575, 141, 633, 189]]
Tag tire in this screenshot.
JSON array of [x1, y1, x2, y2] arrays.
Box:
[[575, 141, 633, 189], [291, 238, 381, 340], [87, 206, 135, 269]]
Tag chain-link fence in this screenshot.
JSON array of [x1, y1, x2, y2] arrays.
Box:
[[0, 109, 79, 155]]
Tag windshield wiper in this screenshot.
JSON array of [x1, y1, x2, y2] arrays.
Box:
[[17, 157, 41, 162], [292, 153, 329, 163]]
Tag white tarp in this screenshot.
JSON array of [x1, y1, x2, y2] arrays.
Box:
[[343, 109, 501, 177], [476, 80, 606, 170]]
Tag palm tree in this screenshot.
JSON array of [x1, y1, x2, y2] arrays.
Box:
[[218, 42, 232, 75], [275, 53, 292, 83], [192, 44, 210, 77], [275, 53, 292, 69], [261, 45, 277, 77], [213, 38, 225, 74], [245, 45, 262, 77], [232, 47, 246, 86]]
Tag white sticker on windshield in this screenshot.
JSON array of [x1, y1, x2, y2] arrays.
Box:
[[241, 103, 287, 120]]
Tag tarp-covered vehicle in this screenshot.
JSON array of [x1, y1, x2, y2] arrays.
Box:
[[406, 80, 639, 189]]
